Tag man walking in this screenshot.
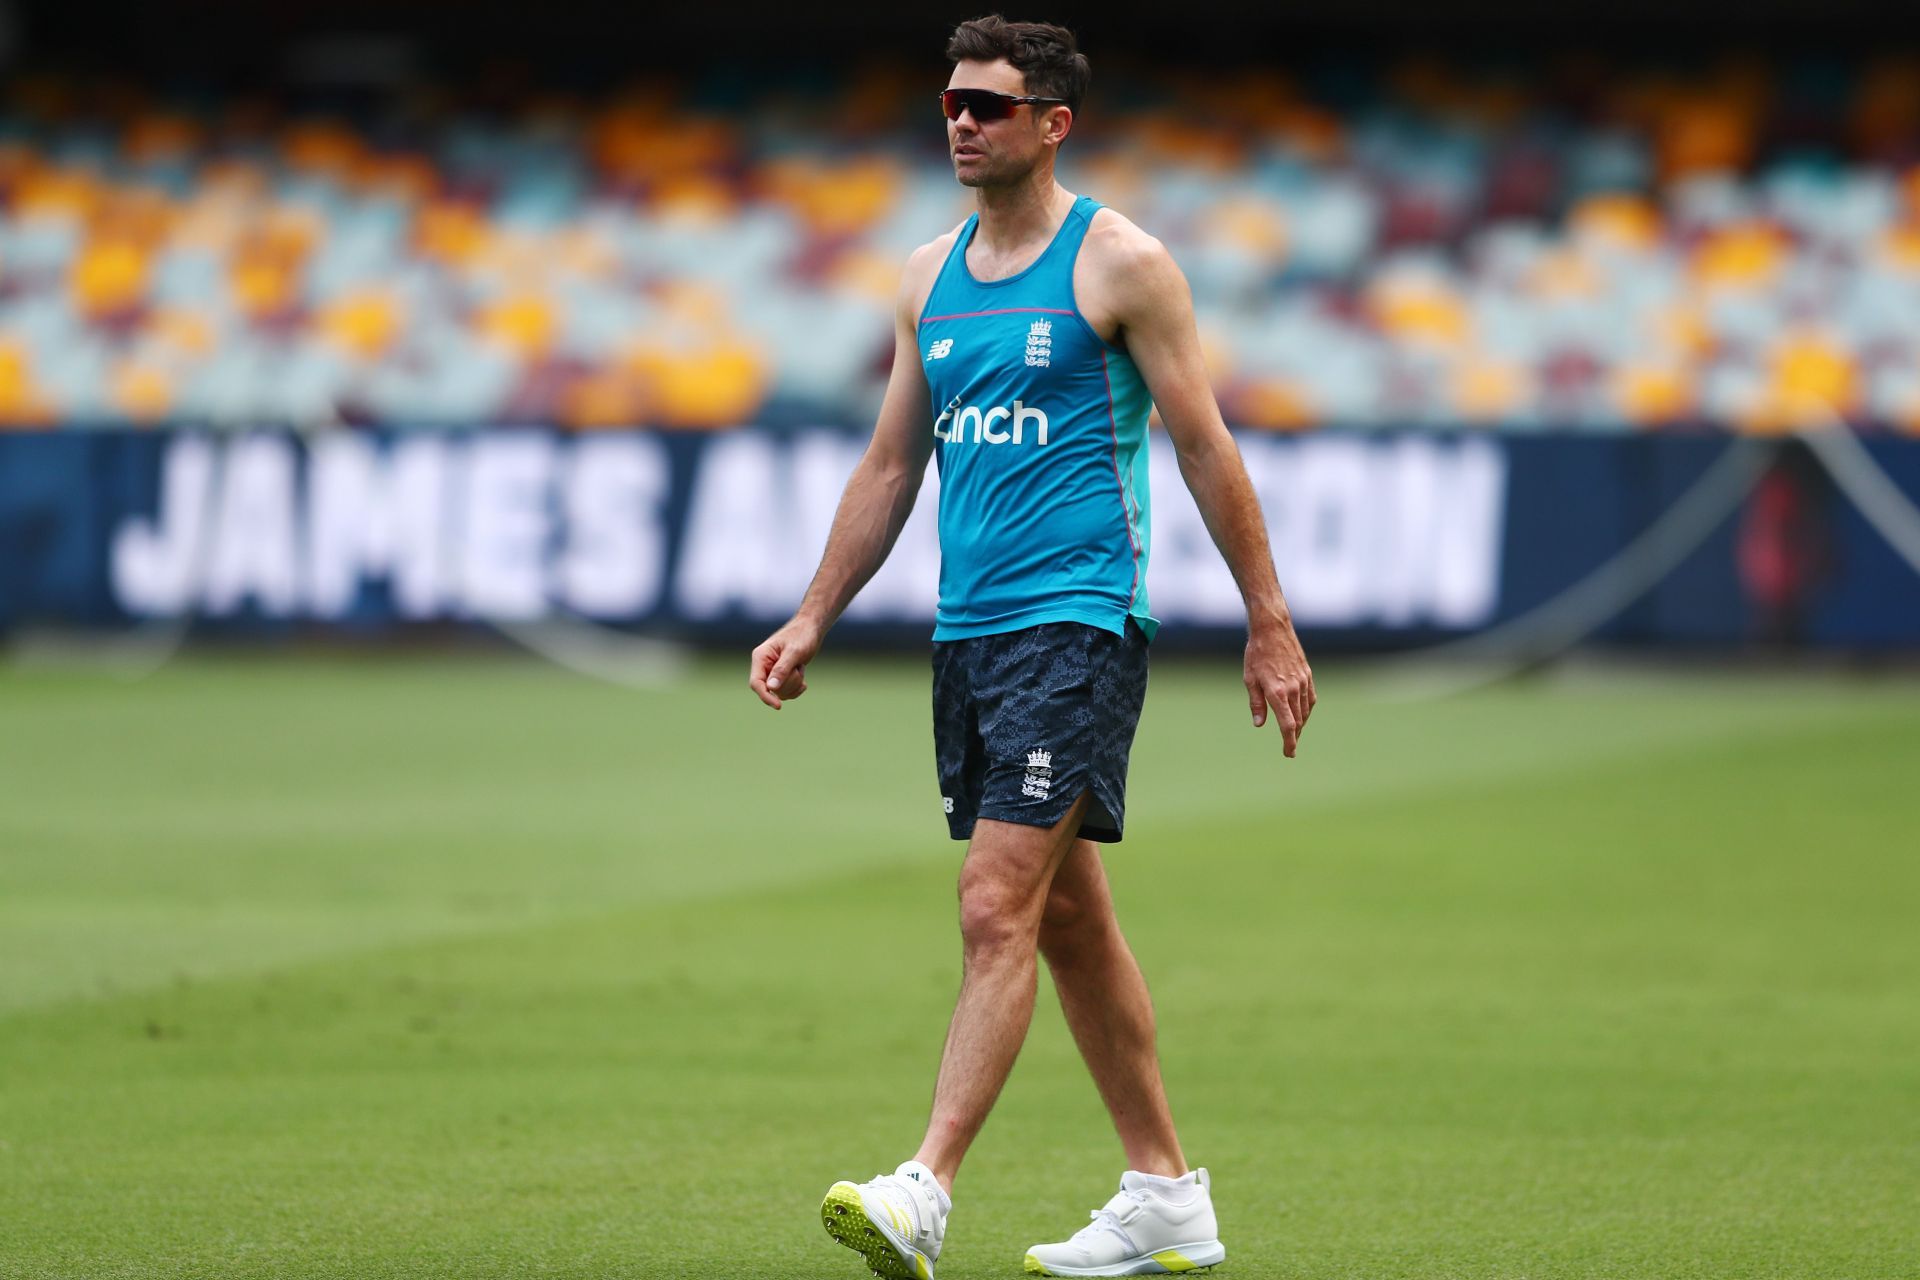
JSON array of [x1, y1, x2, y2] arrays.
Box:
[[748, 16, 1315, 1277]]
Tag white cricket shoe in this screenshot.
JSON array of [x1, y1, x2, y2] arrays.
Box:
[[821, 1159, 950, 1279], [1023, 1169, 1226, 1275]]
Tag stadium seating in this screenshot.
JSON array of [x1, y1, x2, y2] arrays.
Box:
[[3, 59, 1919, 432]]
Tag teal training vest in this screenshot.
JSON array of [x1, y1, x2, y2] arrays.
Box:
[[918, 194, 1157, 643]]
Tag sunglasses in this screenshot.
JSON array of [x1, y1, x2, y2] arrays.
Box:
[[938, 88, 1068, 122]]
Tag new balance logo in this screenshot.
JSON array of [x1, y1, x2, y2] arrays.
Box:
[[926, 338, 954, 360], [933, 396, 1050, 446]]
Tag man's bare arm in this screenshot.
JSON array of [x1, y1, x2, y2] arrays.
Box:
[[792, 422, 930, 632], [749, 248, 940, 709], [1094, 224, 1317, 754]]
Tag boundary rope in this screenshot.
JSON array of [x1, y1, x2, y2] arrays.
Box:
[[1799, 422, 1920, 577], [490, 617, 693, 690], [1362, 437, 1777, 700]]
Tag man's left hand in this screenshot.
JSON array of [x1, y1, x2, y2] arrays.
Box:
[[1245, 618, 1315, 758]]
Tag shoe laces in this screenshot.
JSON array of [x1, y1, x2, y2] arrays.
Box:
[[1072, 1186, 1153, 1246]]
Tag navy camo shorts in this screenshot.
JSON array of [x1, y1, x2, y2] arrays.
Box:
[[932, 620, 1150, 844]]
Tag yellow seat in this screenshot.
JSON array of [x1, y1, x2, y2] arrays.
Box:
[[70, 240, 151, 318], [0, 343, 55, 428], [319, 290, 402, 360], [478, 294, 557, 360]]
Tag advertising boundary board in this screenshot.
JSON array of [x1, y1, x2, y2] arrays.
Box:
[[2, 427, 1917, 650]]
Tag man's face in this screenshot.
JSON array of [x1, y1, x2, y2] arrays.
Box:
[[944, 58, 1065, 188]]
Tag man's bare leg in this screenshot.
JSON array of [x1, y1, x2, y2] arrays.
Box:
[[1038, 838, 1188, 1176], [911, 795, 1091, 1195]]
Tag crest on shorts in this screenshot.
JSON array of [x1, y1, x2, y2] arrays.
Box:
[[1022, 748, 1053, 800]]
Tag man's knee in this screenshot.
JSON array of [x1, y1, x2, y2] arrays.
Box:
[[1038, 880, 1113, 964], [957, 866, 1042, 958]]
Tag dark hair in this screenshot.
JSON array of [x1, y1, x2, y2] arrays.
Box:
[[945, 15, 1091, 116]]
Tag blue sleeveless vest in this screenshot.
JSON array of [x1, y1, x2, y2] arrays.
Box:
[[917, 194, 1157, 642]]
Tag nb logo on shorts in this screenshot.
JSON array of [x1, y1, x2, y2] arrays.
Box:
[[1022, 748, 1053, 800]]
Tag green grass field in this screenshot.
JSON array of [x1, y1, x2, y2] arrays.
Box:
[[2, 653, 1916, 1279]]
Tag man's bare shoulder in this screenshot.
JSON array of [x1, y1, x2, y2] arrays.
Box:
[[897, 222, 969, 320], [1085, 207, 1178, 275], [1082, 207, 1185, 313]]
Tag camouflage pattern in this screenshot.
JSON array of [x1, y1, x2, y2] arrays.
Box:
[[931, 620, 1149, 844]]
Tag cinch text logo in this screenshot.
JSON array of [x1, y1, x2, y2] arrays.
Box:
[[926, 338, 954, 361], [933, 396, 1050, 446]]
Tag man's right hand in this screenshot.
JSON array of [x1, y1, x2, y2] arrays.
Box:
[[749, 617, 824, 710]]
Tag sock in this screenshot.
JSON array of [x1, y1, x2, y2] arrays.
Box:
[[1135, 1169, 1201, 1205], [897, 1160, 953, 1216]]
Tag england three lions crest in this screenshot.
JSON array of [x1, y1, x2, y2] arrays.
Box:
[[1023, 319, 1052, 369], [1022, 748, 1053, 799]]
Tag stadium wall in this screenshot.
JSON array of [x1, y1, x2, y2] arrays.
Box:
[[1, 428, 1916, 650]]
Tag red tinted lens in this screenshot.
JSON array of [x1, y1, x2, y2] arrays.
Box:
[[941, 89, 1015, 122]]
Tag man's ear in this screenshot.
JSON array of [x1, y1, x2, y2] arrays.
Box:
[[1047, 106, 1074, 147]]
